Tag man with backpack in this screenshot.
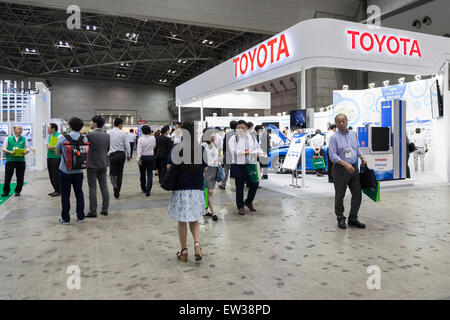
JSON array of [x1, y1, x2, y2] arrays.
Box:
[[55, 117, 89, 225]]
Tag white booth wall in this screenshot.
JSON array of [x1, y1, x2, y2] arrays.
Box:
[[333, 78, 439, 175], [0, 81, 51, 172]]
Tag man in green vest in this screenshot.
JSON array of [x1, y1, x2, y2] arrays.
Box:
[[1, 125, 29, 197], [46, 123, 61, 197]]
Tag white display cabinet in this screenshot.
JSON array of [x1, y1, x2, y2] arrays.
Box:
[[0, 80, 51, 172]]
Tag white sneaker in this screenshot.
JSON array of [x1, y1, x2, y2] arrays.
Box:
[[77, 218, 85, 224], [58, 219, 70, 225]]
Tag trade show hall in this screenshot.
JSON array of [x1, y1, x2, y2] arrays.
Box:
[[1, 0, 450, 302], [1, 161, 450, 300]]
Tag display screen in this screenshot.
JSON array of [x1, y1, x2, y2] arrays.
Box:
[[290, 110, 306, 128], [261, 122, 280, 129], [371, 127, 390, 152], [430, 79, 443, 118]]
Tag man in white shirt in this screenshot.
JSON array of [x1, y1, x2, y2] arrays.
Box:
[[412, 128, 428, 172], [325, 124, 337, 183], [107, 118, 131, 199], [213, 127, 223, 153], [228, 120, 260, 215], [136, 125, 156, 196], [171, 122, 182, 144], [126, 129, 137, 158]]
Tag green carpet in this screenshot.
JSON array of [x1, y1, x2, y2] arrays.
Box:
[[0, 183, 27, 205]]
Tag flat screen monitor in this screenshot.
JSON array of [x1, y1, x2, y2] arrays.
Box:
[[430, 79, 444, 118], [290, 110, 307, 128], [261, 122, 280, 129], [370, 126, 391, 152]]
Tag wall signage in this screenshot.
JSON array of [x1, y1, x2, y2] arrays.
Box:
[[346, 30, 422, 57], [232, 34, 290, 78]]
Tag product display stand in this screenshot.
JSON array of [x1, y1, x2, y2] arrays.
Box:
[[290, 169, 301, 188]]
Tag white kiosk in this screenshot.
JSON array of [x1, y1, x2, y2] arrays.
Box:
[[1, 80, 51, 171], [176, 18, 450, 184]]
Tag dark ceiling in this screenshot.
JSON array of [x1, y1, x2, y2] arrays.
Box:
[[0, 2, 271, 87]]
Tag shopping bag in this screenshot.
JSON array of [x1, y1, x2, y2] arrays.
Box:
[[215, 165, 225, 182], [312, 156, 325, 169], [245, 163, 260, 183], [256, 162, 262, 181], [204, 186, 208, 209], [363, 181, 380, 202], [360, 165, 377, 189]]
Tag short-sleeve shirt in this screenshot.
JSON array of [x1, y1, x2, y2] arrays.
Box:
[[168, 145, 207, 190], [55, 131, 88, 174]]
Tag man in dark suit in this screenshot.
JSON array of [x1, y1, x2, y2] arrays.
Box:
[[155, 125, 172, 183], [86, 116, 110, 217]]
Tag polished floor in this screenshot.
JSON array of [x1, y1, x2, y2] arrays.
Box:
[[0, 161, 449, 300]]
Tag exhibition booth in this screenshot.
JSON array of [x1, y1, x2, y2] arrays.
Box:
[[176, 18, 450, 191], [1, 80, 51, 172]]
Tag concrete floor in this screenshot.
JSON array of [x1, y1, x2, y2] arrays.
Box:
[[0, 161, 449, 300]]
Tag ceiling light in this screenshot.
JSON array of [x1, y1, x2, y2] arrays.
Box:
[[202, 39, 208, 44], [398, 77, 405, 84], [383, 80, 390, 86], [56, 41, 71, 49], [92, 26, 97, 31], [209, 41, 213, 45], [342, 84, 349, 90], [22, 48, 38, 55], [368, 82, 375, 89], [415, 75, 422, 81], [86, 25, 90, 30]]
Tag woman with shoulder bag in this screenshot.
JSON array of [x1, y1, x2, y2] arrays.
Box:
[[167, 121, 207, 262]]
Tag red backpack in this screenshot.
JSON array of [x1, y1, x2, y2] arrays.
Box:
[[62, 134, 90, 170]]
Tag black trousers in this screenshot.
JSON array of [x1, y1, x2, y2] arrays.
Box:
[[327, 149, 334, 183], [155, 157, 168, 183], [232, 164, 259, 209], [3, 161, 26, 195], [47, 158, 61, 193], [332, 163, 361, 223], [60, 170, 84, 222], [109, 151, 126, 192], [139, 155, 154, 193], [129, 142, 135, 158]]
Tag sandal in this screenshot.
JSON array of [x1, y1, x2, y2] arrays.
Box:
[[177, 248, 188, 262], [194, 241, 202, 261]]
